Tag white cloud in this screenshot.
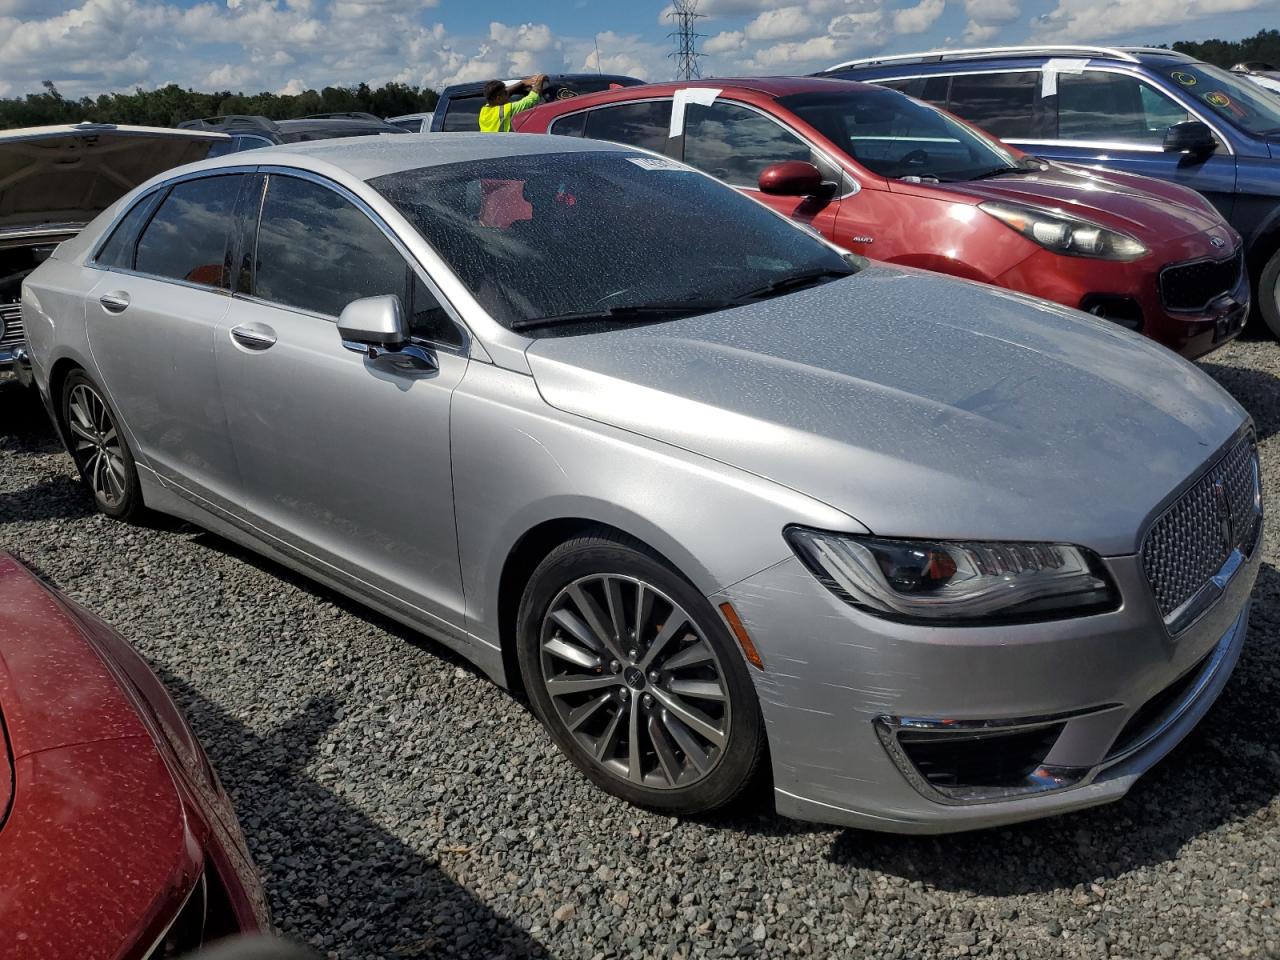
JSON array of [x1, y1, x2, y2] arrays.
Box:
[[704, 29, 746, 54], [964, 0, 1020, 20], [1034, 0, 1270, 40], [744, 5, 815, 41], [892, 0, 946, 34], [962, 18, 1001, 41]]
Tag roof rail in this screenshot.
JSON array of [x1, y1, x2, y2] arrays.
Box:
[[825, 45, 1142, 72], [299, 112, 385, 122], [177, 114, 279, 134], [1120, 47, 1196, 61]]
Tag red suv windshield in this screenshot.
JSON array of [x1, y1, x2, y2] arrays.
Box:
[[779, 88, 1024, 182]]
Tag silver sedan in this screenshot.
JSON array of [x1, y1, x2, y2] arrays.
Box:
[[20, 134, 1261, 832]]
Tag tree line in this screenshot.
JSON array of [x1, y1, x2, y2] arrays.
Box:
[[0, 81, 438, 130], [1171, 28, 1280, 68]]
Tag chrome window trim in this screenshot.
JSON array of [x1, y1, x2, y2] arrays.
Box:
[[868, 65, 1236, 156], [249, 167, 472, 357]]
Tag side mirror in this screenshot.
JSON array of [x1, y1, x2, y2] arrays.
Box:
[[338, 295, 409, 351], [1163, 120, 1216, 157], [758, 160, 830, 197]]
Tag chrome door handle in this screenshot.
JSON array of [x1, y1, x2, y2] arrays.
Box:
[[99, 291, 130, 313], [230, 324, 277, 350]]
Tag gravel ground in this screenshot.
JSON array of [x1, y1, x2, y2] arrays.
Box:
[[2, 339, 1280, 960]]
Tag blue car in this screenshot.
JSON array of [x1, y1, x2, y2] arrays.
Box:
[[820, 45, 1280, 336]]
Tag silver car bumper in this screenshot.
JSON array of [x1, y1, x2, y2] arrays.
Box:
[[715, 545, 1257, 834]]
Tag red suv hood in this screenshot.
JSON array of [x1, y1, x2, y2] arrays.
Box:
[[892, 163, 1228, 244]]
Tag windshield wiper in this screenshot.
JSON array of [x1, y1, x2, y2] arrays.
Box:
[[730, 266, 855, 303], [967, 165, 1027, 181], [510, 299, 734, 332]]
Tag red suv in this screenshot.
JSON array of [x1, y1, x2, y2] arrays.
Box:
[[515, 77, 1248, 358]]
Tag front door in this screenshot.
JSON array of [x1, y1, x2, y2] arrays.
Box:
[[1009, 68, 1239, 220], [216, 172, 471, 628], [678, 98, 844, 241], [85, 173, 247, 504]]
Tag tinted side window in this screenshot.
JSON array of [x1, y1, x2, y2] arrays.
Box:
[[442, 96, 485, 132], [549, 112, 587, 137], [583, 101, 673, 153], [683, 101, 811, 188], [1057, 71, 1191, 143], [135, 175, 241, 288], [947, 71, 1039, 139], [96, 192, 162, 270], [252, 175, 409, 320]]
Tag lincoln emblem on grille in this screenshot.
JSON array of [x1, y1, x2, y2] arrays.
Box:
[[1212, 478, 1234, 553]]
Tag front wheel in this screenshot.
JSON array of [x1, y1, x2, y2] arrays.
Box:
[[1258, 248, 1280, 339], [516, 530, 765, 815], [61, 371, 144, 521]]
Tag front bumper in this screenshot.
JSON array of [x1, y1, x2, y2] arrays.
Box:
[[716, 541, 1258, 834], [996, 240, 1249, 360]]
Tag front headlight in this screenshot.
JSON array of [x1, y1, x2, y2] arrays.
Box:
[[785, 528, 1116, 624], [980, 201, 1148, 261]]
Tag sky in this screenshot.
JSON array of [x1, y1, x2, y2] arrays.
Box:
[[0, 0, 1274, 100]]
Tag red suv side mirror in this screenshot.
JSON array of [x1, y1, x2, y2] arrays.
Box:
[[758, 160, 826, 197]]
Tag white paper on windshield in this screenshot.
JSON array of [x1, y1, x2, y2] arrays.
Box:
[[627, 156, 685, 170], [669, 87, 722, 138], [1041, 58, 1089, 97]]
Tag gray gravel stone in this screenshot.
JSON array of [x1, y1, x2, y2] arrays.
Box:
[[2, 336, 1280, 960]]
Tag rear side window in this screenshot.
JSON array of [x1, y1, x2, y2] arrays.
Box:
[[95, 192, 162, 270], [442, 96, 485, 132], [583, 101, 673, 154], [549, 112, 587, 137], [683, 101, 811, 188], [1056, 71, 1191, 143], [251, 175, 462, 347], [947, 71, 1039, 139], [134, 175, 242, 288]]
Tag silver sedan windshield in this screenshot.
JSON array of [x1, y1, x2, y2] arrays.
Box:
[[369, 151, 853, 332]]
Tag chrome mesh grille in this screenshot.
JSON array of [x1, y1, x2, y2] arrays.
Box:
[[1141, 434, 1260, 618], [0, 304, 21, 349]]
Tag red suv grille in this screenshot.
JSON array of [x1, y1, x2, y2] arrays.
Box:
[[1158, 248, 1243, 313]]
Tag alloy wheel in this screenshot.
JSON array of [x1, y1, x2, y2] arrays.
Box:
[[67, 384, 128, 508], [538, 574, 731, 790]]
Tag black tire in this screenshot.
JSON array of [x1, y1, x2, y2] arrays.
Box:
[[61, 370, 145, 521], [516, 528, 765, 815], [1259, 248, 1280, 340]]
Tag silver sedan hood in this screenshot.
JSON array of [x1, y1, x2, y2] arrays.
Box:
[[525, 266, 1247, 556]]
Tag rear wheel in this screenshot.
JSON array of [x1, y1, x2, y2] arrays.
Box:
[[61, 371, 143, 521], [517, 530, 765, 815], [1259, 248, 1280, 339]]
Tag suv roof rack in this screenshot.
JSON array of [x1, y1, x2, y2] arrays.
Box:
[[177, 114, 279, 134], [826, 45, 1143, 72], [1120, 47, 1196, 61], [298, 112, 385, 122]]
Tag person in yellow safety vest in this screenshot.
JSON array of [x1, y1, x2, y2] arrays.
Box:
[[478, 74, 548, 132]]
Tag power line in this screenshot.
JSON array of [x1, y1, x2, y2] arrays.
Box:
[[667, 0, 705, 81]]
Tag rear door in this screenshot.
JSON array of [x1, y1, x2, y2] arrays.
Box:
[[216, 171, 470, 627], [85, 173, 247, 503], [677, 98, 845, 240]]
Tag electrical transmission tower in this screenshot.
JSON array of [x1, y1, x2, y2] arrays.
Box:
[[667, 0, 706, 80]]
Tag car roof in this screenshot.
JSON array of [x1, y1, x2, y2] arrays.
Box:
[[521, 75, 875, 115], [275, 117, 404, 135], [185, 131, 632, 182], [822, 45, 1201, 74], [439, 74, 642, 98]]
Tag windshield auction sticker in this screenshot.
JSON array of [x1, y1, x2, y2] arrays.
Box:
[[627, 156, 686, 171], [1203, 91, 1232, 108], [1171, 71, 1197, 86]]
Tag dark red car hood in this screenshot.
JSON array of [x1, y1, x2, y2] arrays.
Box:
[[892, 163, 1229, 244]]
